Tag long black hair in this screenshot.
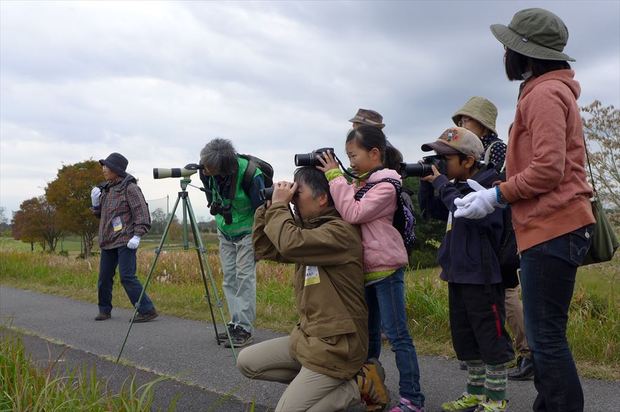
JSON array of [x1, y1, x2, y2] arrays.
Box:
[[504, 48, 571, 81], [346, 125, 403, 171]]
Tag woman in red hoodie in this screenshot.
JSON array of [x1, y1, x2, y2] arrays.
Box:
[[454, 8, 595, 412]]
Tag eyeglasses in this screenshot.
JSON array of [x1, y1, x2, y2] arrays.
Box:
[[458, 116, 473, 127]]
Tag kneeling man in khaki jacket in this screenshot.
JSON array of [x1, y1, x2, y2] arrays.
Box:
[[237, 166, 368, 412]]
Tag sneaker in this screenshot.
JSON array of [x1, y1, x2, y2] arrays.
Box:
[[441, 393, 486, 412], [474, 399, 508, 412], [224, 326, 253, 348], [508, 356, 534, 381], [95, 312, 111, 321], [356, 358, 390, 410], [133, 309, 158, 323], [390, 397, 425, 412], [217, 323, 235, 341]]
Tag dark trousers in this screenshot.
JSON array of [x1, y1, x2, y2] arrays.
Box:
[[449, 283, 514, 365], [520, 226, 592, 412], [98, 247, 154, 315]]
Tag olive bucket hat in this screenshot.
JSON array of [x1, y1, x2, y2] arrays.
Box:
[[490, 8, 575, 62], [452, 96, 498, 136]]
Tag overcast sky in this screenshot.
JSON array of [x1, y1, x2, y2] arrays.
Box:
[[1, 0, 619, 221]]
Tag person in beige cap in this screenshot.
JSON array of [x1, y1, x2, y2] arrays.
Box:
[[349, 108, 385, 129], [419, 127, 513, 412], [455, 8, 595, 412], [452, 97, 506, 172], [453, 97, 534, 382]]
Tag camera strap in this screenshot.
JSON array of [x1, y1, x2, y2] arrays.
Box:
[[333, 155, 360, 180]]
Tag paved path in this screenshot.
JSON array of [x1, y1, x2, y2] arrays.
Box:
[[1, 286, 617, 411]]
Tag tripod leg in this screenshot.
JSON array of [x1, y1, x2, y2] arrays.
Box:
[[115, 193, 182, 363], [184, 197, 221, 344], [186, 195, 238, 360]]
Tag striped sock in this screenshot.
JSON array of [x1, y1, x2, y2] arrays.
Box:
[[466, 360, 486, 396], [485, 363, 507, 401]]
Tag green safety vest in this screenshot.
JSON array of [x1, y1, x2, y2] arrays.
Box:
[[210, 157, 262, 238]]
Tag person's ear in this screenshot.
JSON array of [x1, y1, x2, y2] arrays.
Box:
[[370, 147, 381, 161], [465, 156, 476, 169], [318, 192, 329, 208]]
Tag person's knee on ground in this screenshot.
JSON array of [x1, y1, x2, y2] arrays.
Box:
[[236, 346, 256, 379]]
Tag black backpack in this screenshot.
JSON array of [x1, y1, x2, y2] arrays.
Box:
[[239, 154, 274, 194], [354, 177, 417, 253]]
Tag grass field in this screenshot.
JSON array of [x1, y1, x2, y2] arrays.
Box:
[[0, 329, 166, 411], [1, 237, 618, 380]]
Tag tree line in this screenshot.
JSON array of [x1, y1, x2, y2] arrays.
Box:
[[8, 160, 218, 258]]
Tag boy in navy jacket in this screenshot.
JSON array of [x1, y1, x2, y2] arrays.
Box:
[[419, 127, 513, 412]]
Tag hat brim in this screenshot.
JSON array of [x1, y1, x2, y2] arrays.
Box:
[[451, 112, 498, 136], [421, 141, 462, 156], [99, 159, 126, 177], [490, 24, 575, 62]]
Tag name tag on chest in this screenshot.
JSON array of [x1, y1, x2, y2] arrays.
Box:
[[304, 266, 320, 286], [112, 216, 123, 232]]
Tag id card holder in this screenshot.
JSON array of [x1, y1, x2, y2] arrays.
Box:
[[304, 266, 320, 286], [112, 216, 123, 232]]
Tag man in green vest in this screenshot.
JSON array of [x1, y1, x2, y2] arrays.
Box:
[[199, 138, 265, 348]]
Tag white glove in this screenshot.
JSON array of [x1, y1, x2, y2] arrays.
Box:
[[127, 235, 141, 249], [91, 187, 101, 207], [453, 179, 501, 219]]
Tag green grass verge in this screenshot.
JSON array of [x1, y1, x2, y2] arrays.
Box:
[[0, 329, 173, 411], [0, 237, 618, 380]]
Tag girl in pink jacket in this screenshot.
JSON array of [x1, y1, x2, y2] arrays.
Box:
[[317, 125, 425, 412]]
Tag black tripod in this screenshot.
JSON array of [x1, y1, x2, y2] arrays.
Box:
[[116, 177, 237, 363]]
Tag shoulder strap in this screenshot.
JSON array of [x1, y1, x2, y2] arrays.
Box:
[[241, 159, 257, 195], [354, 178, 401, 200], [583, 135, 597, 197]]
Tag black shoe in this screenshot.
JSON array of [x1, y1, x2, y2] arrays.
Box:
[[224, 326, 253, 348], [133, 309, 158, 323], [508, 356, 534, 380], [95, 312, 111, 321], [217, 323, 235, 341], [459, 361, 468, 370]]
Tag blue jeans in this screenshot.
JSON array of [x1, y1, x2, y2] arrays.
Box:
[[218, 231, 256, 334], [520, 225, 592, 412], [98, 247, 155, 315], [366, 268, 424, 406]]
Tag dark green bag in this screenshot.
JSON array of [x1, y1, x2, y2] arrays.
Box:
[[582, 142, 619, 265], [582, 198, 619, 265]]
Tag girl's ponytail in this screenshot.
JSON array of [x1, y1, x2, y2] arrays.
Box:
[[384, 140, 403, 171]]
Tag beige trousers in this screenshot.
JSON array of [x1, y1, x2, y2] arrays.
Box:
[[505, 285, 530, 356], [236, 336, 360, 412]]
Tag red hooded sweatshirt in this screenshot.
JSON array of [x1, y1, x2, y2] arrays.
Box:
[[499, 69, 595, 252]]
